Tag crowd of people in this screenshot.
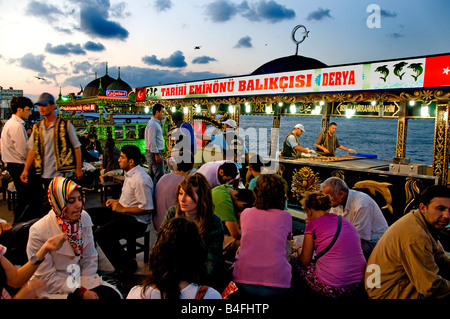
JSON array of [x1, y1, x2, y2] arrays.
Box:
[[0, 98, 448, 301]]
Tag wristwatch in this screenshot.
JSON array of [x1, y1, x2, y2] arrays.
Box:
[[29, 253, 44, 265]]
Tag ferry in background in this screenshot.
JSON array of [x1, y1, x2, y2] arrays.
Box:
[[56, 65, 153, 155]]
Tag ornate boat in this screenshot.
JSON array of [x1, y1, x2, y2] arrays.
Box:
[[56, 30, 450, 248], [133, 34, 450, 248]]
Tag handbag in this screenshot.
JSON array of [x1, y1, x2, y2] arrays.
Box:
[[314, 215, 342, 261], [221, 281, 238, 299]]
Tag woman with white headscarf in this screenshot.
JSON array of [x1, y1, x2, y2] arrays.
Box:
[[26, 176, 121, 299]]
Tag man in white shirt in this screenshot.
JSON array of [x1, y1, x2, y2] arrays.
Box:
[[144, 103, 165, 185], [87, 144, 154, 274], [321, 176, 388, 260], [0, 96, 39, 223], [196, 160, 240, 189]]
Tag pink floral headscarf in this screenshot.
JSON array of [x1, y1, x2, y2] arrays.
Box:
[[48, 176, 85, 256]]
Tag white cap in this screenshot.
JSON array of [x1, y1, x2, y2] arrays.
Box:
[[294, 124, 305, 132], [222, 119, 237, 128]]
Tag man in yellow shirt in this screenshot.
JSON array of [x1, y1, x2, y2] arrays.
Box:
[[365, 185, 450, 299]]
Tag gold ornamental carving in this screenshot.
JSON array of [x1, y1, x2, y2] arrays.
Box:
[[432, 106, 450, 184], [404, 178, 422, 215], [396, 121, 406, 158], [399, 90, 450, 102], [291, 167, 321, 204]]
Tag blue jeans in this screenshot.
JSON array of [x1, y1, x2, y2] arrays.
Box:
[[146, 150, 164, 185]]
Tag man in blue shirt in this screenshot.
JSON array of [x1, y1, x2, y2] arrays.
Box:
[[145, 103, 165, 185], [199, 119, 249, 170]]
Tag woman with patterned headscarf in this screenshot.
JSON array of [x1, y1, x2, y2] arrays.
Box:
[[26, 176, 121, 299]]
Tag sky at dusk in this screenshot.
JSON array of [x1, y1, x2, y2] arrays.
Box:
[[1, 0, 450, 101]]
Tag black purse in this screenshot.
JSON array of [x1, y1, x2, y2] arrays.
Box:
[[314, 215, 342, 261]]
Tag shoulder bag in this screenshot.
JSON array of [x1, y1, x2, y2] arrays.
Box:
[[314, 215, 342, 261]]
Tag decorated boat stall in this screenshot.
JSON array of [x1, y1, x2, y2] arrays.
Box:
[[57, 65, 150, 155], [135, 45, 450, 227]]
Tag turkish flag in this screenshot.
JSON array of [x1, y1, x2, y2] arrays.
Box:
[[423, 55, 450, 88], [135, 87, 146, 101], [193, 120, 207, 147]]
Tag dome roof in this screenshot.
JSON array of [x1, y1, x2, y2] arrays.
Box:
[[82, 63, 116, 98], [106, 67, 132, 93], [82, 74, 115, 97], [251, 55, 327, 75]]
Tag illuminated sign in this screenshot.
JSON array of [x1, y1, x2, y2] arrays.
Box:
[[136, 54, 450, 101], [106, 90, 128, 97], [61, 104, 96, 111], [332, 102, 400, 117]]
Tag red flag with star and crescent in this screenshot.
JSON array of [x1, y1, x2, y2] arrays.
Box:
[[136, 87, 146, 101], [423, 55, 450, 88]]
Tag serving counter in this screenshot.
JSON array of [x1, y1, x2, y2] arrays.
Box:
[[278, 155, 437, 225]]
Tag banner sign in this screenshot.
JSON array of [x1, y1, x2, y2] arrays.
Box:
[[0, 89, 23, 100], [61, 104, 96, 111], [106, 90, 128, 97], [136, 54, 450, 101], [332, 102, 400, 117]]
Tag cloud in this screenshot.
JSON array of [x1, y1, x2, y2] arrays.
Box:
[[63, 65, 228, 89], [25, 0, 64, 23], [63, 74, 94, 90], [154, 0, 172, 12], [245, 0, 295, 23], [71, 61, 93, 74], [26, 1, 129, 39], [192, 56, 217, 64], [25, 1, 77, 35], [45, 43, 86, 55], [142, 55, 162, 66], [234, 36, 252, 48], [78, 2, 129, 39], [54, 26, 73, 34], [381, 9, 398, 18], [110, 2, 131, 18], [205, 0, 295, 23], [18, 53, 47, 73], [142, 51, 187, 68], [307, 7, 332, 21], [205, 0, 238, 22], [84, 41, 106, 51]]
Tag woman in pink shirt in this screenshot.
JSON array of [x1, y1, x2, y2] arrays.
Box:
[[232, 174, 292, 297], [293, 191, 366, 298]]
